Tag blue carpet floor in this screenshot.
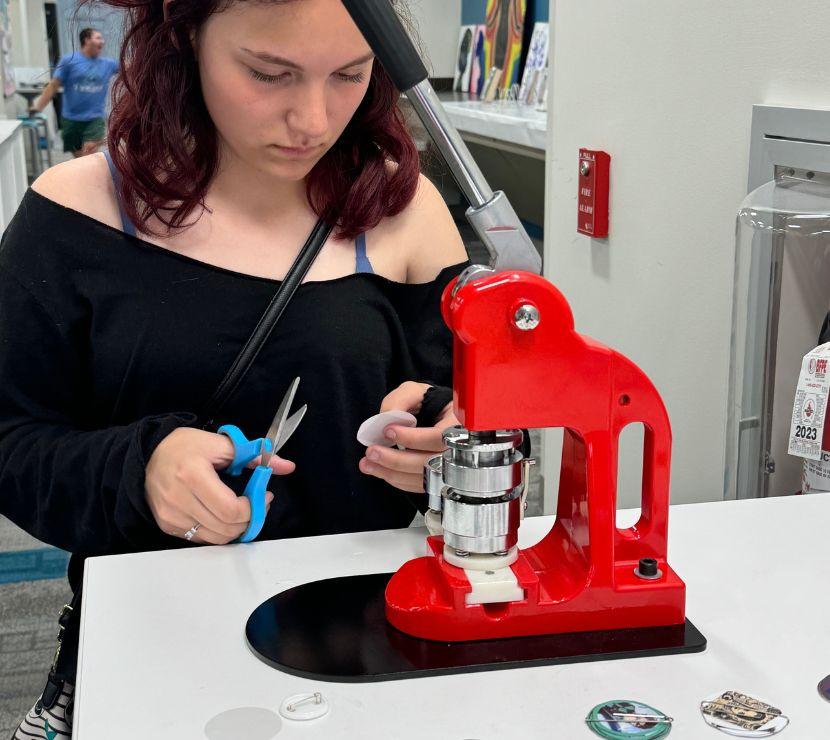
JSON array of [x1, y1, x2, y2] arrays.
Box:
[[0, 548, 71, 585]]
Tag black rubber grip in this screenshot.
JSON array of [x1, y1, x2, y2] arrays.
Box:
[[341, 0, 429, 91], [415, 385, 454, 428]]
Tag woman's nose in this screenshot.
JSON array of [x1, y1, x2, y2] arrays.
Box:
[[286, 84, 329, 143]]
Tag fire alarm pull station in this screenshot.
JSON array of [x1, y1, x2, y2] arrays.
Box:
[[578, 149, 610, 238]]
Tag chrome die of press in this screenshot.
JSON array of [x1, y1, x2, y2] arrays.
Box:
[[438, 427, 525, 555]]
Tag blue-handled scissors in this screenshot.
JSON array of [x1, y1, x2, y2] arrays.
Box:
[[218, 377, 305, 543]]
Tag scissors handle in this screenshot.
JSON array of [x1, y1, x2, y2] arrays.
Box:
[[238, 465, 273, 543], [218, 424, 272, 476]]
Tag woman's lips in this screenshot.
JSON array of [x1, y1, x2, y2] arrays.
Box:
[[271, 144, 323, 159]]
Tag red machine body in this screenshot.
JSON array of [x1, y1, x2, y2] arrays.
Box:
[[385, 270, 686, 642]]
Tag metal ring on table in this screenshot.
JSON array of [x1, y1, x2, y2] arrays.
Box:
[[183, 523, 201, 541]]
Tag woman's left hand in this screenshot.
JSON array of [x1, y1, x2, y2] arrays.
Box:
[[359, 381, 459, 493]]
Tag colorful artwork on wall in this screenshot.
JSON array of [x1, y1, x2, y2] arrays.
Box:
[[518, 22, 549, 105], [453, 25, 475, 92], [469, 24, 486, 95], [484, 0, 527, 92], [482, 67, 503, 101]]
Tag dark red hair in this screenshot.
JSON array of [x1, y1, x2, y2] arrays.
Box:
[[93, 0, 419, 240]]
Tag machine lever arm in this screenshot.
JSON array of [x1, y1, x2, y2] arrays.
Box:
[[341, 0, 542, 275]]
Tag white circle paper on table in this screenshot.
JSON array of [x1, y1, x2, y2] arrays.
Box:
[[357, 410, 416, 447]]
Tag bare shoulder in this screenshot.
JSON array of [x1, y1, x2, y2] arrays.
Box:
[[31, 153, 123, 230], [371, 173, 468, 283]]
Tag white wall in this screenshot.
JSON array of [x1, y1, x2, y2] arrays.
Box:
[[3, 0, 50, 118], [407, 0, 461, 78], [543, 0, 830, 507], [55, 0, 125, 62], [25, 0, 49, 70], [9, 0, 49, 69]]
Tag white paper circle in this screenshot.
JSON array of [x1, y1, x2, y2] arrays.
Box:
[[356, 410, 416, 447]]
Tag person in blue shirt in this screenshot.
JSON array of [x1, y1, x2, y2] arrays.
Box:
[[31, 28, 119, 157]]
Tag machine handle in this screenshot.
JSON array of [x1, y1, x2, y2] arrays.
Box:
[[341, 0, 542, 275], [341, 0, 428, 91]]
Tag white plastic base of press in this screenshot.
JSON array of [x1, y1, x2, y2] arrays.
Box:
[[463, 566, 524, 605], [441, 546, 524, 605]]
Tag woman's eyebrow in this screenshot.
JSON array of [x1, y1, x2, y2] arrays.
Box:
[[240, 48, 374, 70]]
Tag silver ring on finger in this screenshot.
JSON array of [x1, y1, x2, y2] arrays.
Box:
[[183, 523, 201, 541]]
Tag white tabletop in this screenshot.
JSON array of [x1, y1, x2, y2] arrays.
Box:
[[76, 495, 830, 739]]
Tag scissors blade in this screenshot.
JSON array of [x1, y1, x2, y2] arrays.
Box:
[[261, 377, 300, 466], [275, 404, 307, 454]]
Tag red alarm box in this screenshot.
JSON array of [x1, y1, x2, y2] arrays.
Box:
[[578, 149, 610, 238]]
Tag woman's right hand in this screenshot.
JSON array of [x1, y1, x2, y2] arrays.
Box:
[[145, 427, 295, 544]]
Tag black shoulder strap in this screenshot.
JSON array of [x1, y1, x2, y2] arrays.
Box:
[[200, 218, 334, 428]]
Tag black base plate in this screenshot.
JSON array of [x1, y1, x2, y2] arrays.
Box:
[[245, 573, 706, 682]]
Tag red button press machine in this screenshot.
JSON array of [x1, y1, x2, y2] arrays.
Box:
[[245, 0, 705, 680]]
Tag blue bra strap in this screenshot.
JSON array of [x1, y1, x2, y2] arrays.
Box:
[[102, 149, 137, 238], [355, 232, 374, 274]]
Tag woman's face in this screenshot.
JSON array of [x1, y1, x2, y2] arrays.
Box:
[[197, 0, 374, 181]]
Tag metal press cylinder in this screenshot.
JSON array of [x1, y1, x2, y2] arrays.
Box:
[[424, 455, 444, 512], [437, 427, 525, 555], [442, 493, 522, 553]]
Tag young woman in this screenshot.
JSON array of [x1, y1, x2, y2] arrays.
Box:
[[2, 0, 468, 735]]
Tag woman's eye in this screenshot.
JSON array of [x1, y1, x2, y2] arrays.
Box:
[[336, 72, 366, 84], [249, 68, 290, 84]]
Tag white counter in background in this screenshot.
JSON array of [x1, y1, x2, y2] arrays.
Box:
[[441, 100, 548, 159], [0, 121, 27, 233]]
